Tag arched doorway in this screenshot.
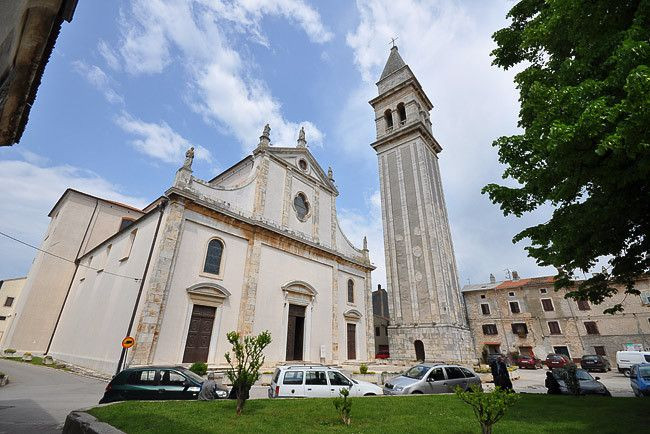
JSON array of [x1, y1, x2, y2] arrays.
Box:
[[414, 340, 425, 362]]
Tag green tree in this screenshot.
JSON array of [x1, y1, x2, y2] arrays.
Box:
[[456, 385, 520, 434], [224, 330, 271, 415], [558, 365, 581, 396], [333, 387, 352, 425], [484, 0, 650, 312]]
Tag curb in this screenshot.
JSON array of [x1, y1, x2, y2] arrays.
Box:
[[63, 410, 125, 434]]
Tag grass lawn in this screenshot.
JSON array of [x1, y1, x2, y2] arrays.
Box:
[[1, 356, 70, 371], [88, 393, 649, 433]]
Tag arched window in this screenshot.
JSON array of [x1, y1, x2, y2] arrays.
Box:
[[203, 239, 224, 275], [347, 279, 354, 303], [384, 109, 393, 131], [293, 192, 310, 221], [397, 102, 406, 124]]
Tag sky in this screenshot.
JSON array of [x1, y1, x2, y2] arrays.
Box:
[[0, 0, 557, 288]]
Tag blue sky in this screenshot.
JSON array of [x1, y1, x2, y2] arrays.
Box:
[[0, 0, 557, 287]]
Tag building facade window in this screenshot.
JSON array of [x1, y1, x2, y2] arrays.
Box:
[[0, 316, 6, 320], [375, 326, 380, 336], [298, 159, 308, 171], [594, 346, 606, 356], [482, 324, 498, 335], [511, 323, 528, 336], [639, 291, 650, 306], [119, 217, 135, 232], [293, 192, 310, 221], [397, 103, 406, 124], [4, 297, 14, 307], [577, 300, 591, 311], [509, 301, 521, 314], [384, 109, 393, 131], [541, 298, 555, 312], [508, 292, 515, 297], [347, 279, 354, 303], [480, 303, 490, 315], [480, 294, 486, 299], [540, 288, 547, 294], [584, 321, 599, 335], [203, 239, 224, 275], [548, 321, 562, 335]]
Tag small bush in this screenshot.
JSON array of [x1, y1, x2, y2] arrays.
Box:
[[558, 365, 580, 396], [359, 363, 368, 375], [333, 387, 352, 425], [456, 385, 519, 434], [189, 362, 208, 377], [3, 349, 16, 355]]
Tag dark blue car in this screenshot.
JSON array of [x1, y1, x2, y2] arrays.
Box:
[[630, 363, 650, 397]]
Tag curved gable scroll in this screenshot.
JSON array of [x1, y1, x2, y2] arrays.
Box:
[[187, 282, 231, 307], [281, 280, 318, 305], [343, 309, 363, 321]]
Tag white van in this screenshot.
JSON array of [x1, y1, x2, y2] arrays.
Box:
[[268, 365, 382, 398], [616, 351, 650, 375]]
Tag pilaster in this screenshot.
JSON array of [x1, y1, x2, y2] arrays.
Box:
[[237, 234, 262, 335]]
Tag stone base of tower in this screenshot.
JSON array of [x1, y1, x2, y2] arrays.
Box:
[[388, 324, 477, 365]]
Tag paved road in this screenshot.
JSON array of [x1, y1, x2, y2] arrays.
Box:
[[0, 359, 106, 433]]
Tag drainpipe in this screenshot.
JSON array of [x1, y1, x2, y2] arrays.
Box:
[[115, 200, 167, 376], [46, 198, 99, 354]]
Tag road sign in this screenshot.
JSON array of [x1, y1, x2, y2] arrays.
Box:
[[122, 336, 135, 348]]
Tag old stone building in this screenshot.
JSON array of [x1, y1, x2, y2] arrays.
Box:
[[372, 284, 389, 355], [3, 126, 375, 375], [369, 46, 474, 363], [0, 276, 27, 346], [462, 274, 650, 360]]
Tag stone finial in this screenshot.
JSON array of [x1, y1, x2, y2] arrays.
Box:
[[258, 123, 271, 148], [363, 236, 368, 251], [327, 166, 334, 181], [183, 147, 194, 170], [297, 126, 307, 148]]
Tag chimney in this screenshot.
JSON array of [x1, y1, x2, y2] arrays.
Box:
[[512, 270, 520, 280], [489, 273, 496, 284], [378, 284, 382, 291]]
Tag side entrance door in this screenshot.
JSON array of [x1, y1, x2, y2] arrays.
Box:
[[286, 304, 305, 361], [182, 305, 216, 363], [347, 323, 356, 360]]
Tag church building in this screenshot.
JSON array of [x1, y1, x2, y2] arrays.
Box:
[[3, 125, 375, 375]]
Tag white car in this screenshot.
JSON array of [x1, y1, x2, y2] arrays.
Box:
[[268, 365, 382, 398], [616, 351, 650, 376]]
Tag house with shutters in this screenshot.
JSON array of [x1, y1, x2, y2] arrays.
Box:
[[2, 125, 375, 375]]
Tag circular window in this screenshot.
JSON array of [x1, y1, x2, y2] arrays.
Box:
[[298, 159, 308, 171], [293, 192, 310, 221]]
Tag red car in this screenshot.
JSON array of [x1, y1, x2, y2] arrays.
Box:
[[375, 350, 390, 359], [545, 353, 572, 369], [517, 355, 542, 369]]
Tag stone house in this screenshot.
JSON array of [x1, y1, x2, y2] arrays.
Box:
[[372, 284, 389, 355], [3, 126, 375, 376], [462, 274, 650, 361], [0, 276, 27, 346]]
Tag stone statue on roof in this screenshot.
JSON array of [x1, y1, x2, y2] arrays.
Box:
[[297, 126, 307, 148], [183, 147, 194, 169]]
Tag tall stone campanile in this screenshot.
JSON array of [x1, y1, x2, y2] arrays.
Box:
[[370, 46, 475, 363]]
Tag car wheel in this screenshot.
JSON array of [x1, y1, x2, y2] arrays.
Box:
[[623, 370, 631, 377], [364, 393, 376, 396], [411, 391, 423, 395]]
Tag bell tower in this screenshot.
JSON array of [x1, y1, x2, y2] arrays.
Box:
[[369, 46, 475, 363]]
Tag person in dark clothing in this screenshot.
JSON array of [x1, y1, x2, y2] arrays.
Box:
[[496, 357, 514, 391], [545, 371, 561, 394]]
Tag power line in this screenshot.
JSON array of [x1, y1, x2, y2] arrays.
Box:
[[0, 230, 141, 282]]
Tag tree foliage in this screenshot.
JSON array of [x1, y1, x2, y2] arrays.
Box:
[[224, 330, 271, 415], [455, 385, 520, 434], [484, 0, 650, 312], [557, 365, 581, 396], [333, 387, 352, 425]]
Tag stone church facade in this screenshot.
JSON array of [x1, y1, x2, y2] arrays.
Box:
[[370, 46, 475, 363], [3, 127, 375, 375]]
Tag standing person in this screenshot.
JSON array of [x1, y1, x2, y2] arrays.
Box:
[[497, 356, 514, 391], [198, 372, 218, 401], [545, 371, 561, 394], [489, 356, 500, 386]]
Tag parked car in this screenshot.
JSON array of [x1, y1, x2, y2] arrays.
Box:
[[516, 355, 542, 369], [383, 363, 482, 395], [545, 353, 572, 369], [616, 351, 650, 376], [99, 366, 227, 404], [580, 355, 611, 372], [552, 368, 611, 396], [268, 365, 382, 398], [630, 363, 650, 397], [375, 350, 390, 359]]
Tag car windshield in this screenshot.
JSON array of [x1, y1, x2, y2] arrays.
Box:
[[180, 368, 204, 383], [404, 365, 430, 380], [576, 370, 593, 381], [639, 366, 650, 379], [582, 356, 598, 361]]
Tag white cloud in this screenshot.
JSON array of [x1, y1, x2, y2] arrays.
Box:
[[115, 0, 329, 151], [72, 60, 124, 104], [98, 39, 120, 70], [115, 113, 212, 165], [0, 156, 148, 278], [343, 0, 556, 285], [339, 190, 386, 288]]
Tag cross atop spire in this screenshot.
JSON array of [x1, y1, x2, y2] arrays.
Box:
[[389, 36, 399, 48]]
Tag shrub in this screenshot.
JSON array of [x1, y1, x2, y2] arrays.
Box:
[[333, 387, 352, 425], [189, 362, 208, 377], [225, 330, 272, 415], [359, 363, 368, 375], [456, 385, 519, 434], [3, 349, 16, 355], [558, 365, 581, 396]]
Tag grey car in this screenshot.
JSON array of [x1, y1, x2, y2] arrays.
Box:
[[554, 368, 611, 396], [383, 363, 482, 395]]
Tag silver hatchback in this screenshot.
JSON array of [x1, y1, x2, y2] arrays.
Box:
[[383, 363, 482, 395]]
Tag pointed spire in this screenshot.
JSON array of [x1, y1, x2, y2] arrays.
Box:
[[258, 123, 271, 148], [297, 126, 307, 148], [379, 45, 406, 81]]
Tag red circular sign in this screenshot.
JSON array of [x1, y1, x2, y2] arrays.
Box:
[[122, 336, 135, 348]]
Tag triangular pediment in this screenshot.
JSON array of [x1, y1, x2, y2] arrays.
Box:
[[265, 147, 339, 196]]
